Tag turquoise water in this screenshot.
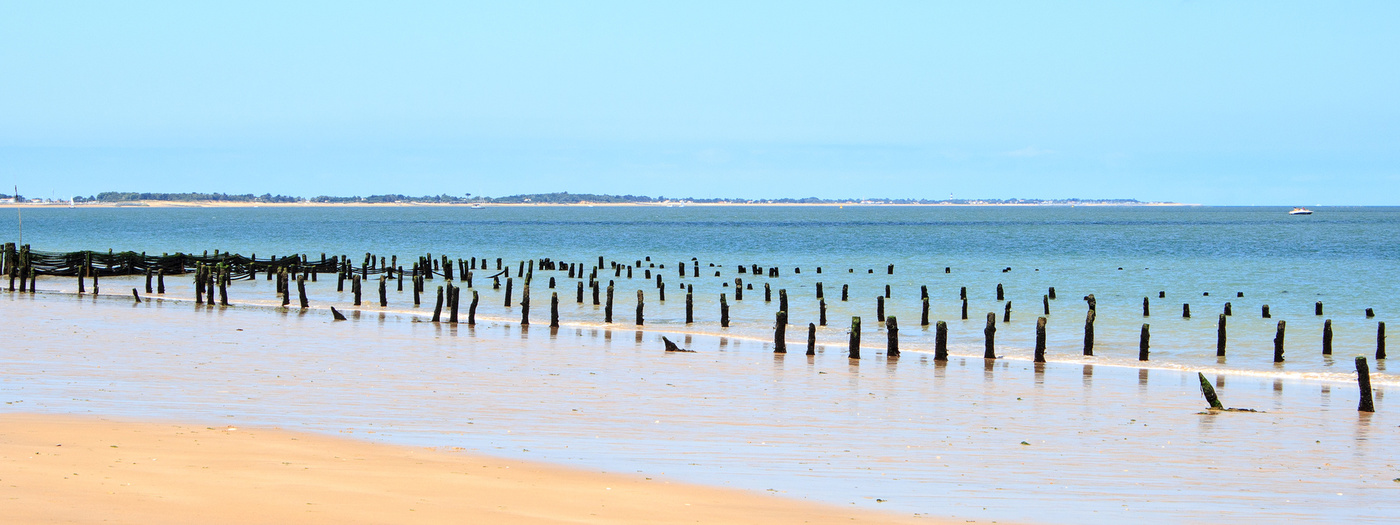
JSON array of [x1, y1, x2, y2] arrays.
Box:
[[5, 205, 1396, 381]]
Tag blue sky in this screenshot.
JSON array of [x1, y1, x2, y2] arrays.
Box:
[[1, 1, 1396, 204]]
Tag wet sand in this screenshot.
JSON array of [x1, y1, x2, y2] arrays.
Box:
[[1, 289, 1397, 522], [0, 413, 928, 525]]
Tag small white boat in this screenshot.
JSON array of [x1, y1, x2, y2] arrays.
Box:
[[1289, 207, 1313, 215], [470, 203, 484, 209]]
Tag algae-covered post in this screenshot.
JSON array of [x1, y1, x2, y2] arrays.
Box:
[[1198, 373, 1224, 409], [468, 290, 479, 326], [774, 311, 787, 353], [984, 312, 997, 359], [720, 293, 730, 327], [431, 286, 443, 322], [1083, 309, 1096, 356], [935, 321, 948, 361], [1139, 324, 1150, 361], [1274, 320, 1287, 362], [806, 323, 816, 355], [1356, 356, 1375, 412], [1034, 317, 1047, 363], [886, 316, 899, 358], [848, 316, 861, 359], [1217, 314, 1227, 357], [1323, 319, 1333, 355]]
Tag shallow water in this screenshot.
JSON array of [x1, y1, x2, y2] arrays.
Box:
[[2, 292, 1396, 523]]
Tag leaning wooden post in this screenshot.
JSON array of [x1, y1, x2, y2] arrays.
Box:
[[983, 312, 997, 359], [550, 292, 559, 328], [1273, 320, 1287, 362], [468, 290, 479, 326], [886, 316, 899, 358], [1083, 309, 1096, 356], [520, 282, 531, 325], [934, 321, 948, 361], [1323, 319, 1333, 355], [1217, 314, 1227, 357], [1034, 316, 1047, 363], [635, 290, 644, 325], [1356, 356, 1375, 412], [1138, 324, 1150, 361], [848, 317, 861, 359], [1198, 373, 1224, 409], [1377, 322, 1387, 360], [604, 283, 614, 323], [431, 286, 444, 322], [806, 323, 816, 356], [774, 311, 787, 353], [720, 293, 730, 327], [298, 275, 308, 309]]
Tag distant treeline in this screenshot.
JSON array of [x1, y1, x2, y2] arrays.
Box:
[[84, 191, 1149, 205]]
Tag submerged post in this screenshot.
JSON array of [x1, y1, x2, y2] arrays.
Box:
[[1083, 309, 1096, 356], [1274, 320, 1287, 362], [1217, 314, 1227, 356], [1323, 319, 1333, 355]]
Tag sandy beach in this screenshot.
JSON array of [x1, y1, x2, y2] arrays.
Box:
[[0, 413, 930, 524]]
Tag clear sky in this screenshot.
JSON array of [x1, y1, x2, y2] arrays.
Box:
[[1, 1, 1396, 204]]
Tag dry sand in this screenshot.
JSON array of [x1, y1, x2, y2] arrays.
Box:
[[0, 413, 932, 525]]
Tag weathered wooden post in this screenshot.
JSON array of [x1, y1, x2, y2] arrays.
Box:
[[635, 290, 644, 325], [432, 286, 444, 322], [774, 311, 787, 353], [605, 283, 614, 323], [413, 276, 421, 305], [1224, 302, 1232, 316], [352, 275, 362, 306], [764, 282, 771, 302], [1273, 320, 1286, 362], [1217, 314, 1227, 356], [157, 269, 165, 294], [819, 298, 827, 326], [886, 316, 899, 357], [816, 282, 824, 299], [1142, 297, 1149, 316], [592, 280, 600, 305], [504, 277, 513, 307], [996, 283, 1004, 301], [1316, 301, 1323, 315], [449, 285, 461, 324], [520, 282, 531, 325], [1085, 294, 1096, 311], [550, 292, 559, 328], [1083, 309, 1096, 356], [281, 271, 290, 307], [840, 284, 847, 302], [194, 266, 204, 304], [1198, 373, 1224, 409], [884, 284, 891, 299], [961, 298, 968, 320], [685, 288, 694, 324], [1043, 294, 1050, 315], [1366, 308, 1375, 318], [1323, 319, 1333, 355], [1262, 304, 1271, 318], [736, 278, 744, 300], [720, 293, 730, 327], [1034, 316, 1047, 363], [1378, 322, 1387, 360], [1356, 356, 1375, 412], [338, 268, 346, 292], [1003, 301, 1011, 323], [933, 321, 948, 361], [576, 281, 584, 303], [397, 267, 404, 291], [876, 296, 885, 322], [1139, 324, 1150, 361], [983, 313, 997, 359], [145, 268, 153, 294], [468, 290, 479, 325], [298, 275, 308, 308], [848, 317, 861, 359], [1182, 303, 1190, 318], [378, 276, 388, 307], [922, 296, 930, 326], [1048, 287, 1056, 300]]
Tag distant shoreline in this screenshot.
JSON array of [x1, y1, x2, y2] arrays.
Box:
[[0, 200, 1195, 208]]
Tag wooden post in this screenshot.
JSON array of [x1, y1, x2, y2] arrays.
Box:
[[819, 298, 827, 326], [1356, 356, 1375, 412], [298, 276, 308, 309], [592, 280, 600, 305], [877, 296, 885, 322], [157, 269, 165, 294], [432, 286, 443, 322], [1217, 314, 1227, 357], [774, 311, 787, 353], [635, 290, 644, 325], [1316, 301, 1323, 315], [887, 264, 894, 275], [1084, 309, 1096, 356], [805, 323, 817, 355], [934, 321, 948, 361], [468, 290, 479, 326], [1198, 373, 1224, 409], [504, 278, 513, 307], [922, 296, 930, 326], [413, 276, 421, 305], [736, 279, 744, 300], [983, 313, 997, 359], [397, 267, 404, 291], [1224, 302, 1232, 316], [550, 292, 559, 328], [886, 316, 899, 357], [1142, 297, 1149, 316], [449, 285, 461, 324], [1273, 320, 1286, 362], [884, 284, 891, 299], [577, 281, 584, 303], [1378, 322, 1387, 360], [816, 282, 823, 299], [848, 317, 861, 359], [1043, 294, 1049, 315], [1182, 303, 1190, 318], [1034, 316, 1047, 363], [764, 282, 771, 302], [193, 266, 203, 304], [1085, 294, 1096, 311], [145, 268, 153, 294], [337, 268, 346, 292], [605, 283, 614, 323], [132, 288, 141, 303], [1262, 304, 1271, 318], [520, 282, 531, 325], [1366, 308, 1375, 318], [1323, 319, 1333, 355], [779, 289, 788, 317], [378, 277, 388, 307], [996, 283, 1004, 301], [840, 284, 847, 302], [720, 293, 730, 327], [1003, 301, 1011, 323], [1048, 287, 1056, 300], [1139, 324, 1150, 361], [685, 289, 694, 323], [352, 275, 362, 306]]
